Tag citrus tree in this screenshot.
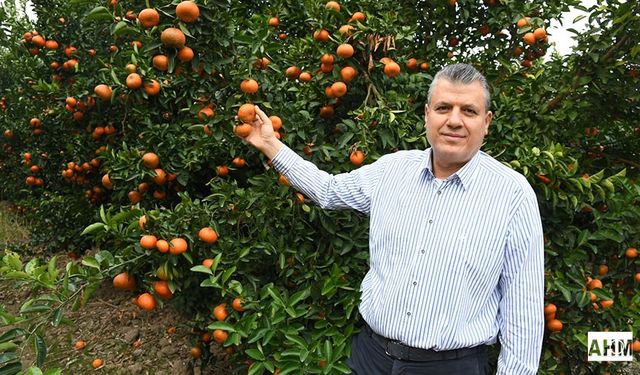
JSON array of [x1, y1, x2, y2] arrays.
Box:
[[1, 0, 639, 373]]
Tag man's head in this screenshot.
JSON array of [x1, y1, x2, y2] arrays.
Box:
[[424, 63, 493, 178]]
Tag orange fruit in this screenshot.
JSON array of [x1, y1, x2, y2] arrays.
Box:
[[101, 174, 113, 189], [523, 32, 536, 45], [213, 303, 228, 321], [406, 58, 418, 71], [349, 11, 365, 23], [384, 61, 401, 77], [516, 17, 529, 28], [169, 237, 188, 255], [321, 53, 334, 64], [156, 239, 169, 253], [74, 340, 86, 350], [176, 1, 200, 23], [533, 27, 547, 40], [140, 235, 158, 249], [338, 25, 354, 37], [543, 303, 556, 315], [128, 191, 142, 204], [232, 297, 245, 312], [153, 280, 173, 300], [142, 152, 160, 168], [138, 215, 147, 230], [625, 247, 638, 259], [590, 291, 597, 302], [152, 55, 169, 71], [237, 103, 256, 123], [213, 329, 228, 344], [126, 73, 142, 89], [278, 174, 290, 186], [190, 347, 202, 359], [144, 80, 161, 96], [177, 46, 195, 62], [600, 299, 614, 309], [635, 272, 640, 283], [153, 169, 167, 185], [632, 340, 640, 353], [94, 84, 112, 101], [91, 358, 103, 369], [269, 116, 282, 131], [598, 264, 608, 276], [313, 29, 330, 42], [319, 105, 334, 118], [113, 272, 135, 291], [216, 165, 229, 177], [295, 192, 305, 203], [240, 79, 259, 94], [198, 107, 215, 121], [588, 278, 603, 290], [232, 157, 245, 168], [202, 258, 215, 268], [199, 227, 219, 244], [350, 150, 365, 166], [331, 81, 347, 97], [31, 35, 45, 46], [325, 1, 340, 12], [138, 8, 160, 28], [336, 44, 354, 58], [161, 27, 186, 49], [268, 17, 279, 27], [137, 292, 156, 311], [233, 123, 253, 138], [547, 319, 563, 332], [299, 72, 312, 82], [285, 66, 301, 80]]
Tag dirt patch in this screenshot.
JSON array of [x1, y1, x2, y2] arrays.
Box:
[[0, 257, 232, 374]]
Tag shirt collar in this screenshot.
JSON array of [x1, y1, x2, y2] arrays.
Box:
[[419, 148, 482, 191]]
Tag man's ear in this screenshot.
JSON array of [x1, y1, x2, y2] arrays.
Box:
[[484, 111, 493, 135]]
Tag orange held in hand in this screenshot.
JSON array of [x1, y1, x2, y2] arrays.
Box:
[[234, 123, 252, 138], [237, 104, 256, 123]]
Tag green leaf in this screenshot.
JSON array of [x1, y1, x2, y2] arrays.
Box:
[[0, 361, 21, 375], [247, 362, 265, 375], [81, 257, 100, 270], [206, 321, 236, 332], [245, 348, 266, 361], [0, 343, 17, 353], [189, 265, 213, 275], [0, 329, 26, 343], [83, 6, 112, 23], [33, 335, 46, 367], [81, 223, 105, 235], [24, 367, 43, 375]]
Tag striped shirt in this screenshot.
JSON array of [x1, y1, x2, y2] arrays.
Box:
[[272, 145, 544, 374]]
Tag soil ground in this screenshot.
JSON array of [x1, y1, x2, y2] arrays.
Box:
[[0, 202, 233, 375], [0, 262, 233, 374]]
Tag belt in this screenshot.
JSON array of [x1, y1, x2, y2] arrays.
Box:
[[363, 323, 486, 362]]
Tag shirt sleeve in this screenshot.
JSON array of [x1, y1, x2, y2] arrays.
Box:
[[271, 145, 385, 215], [496, 189, 545, 375]]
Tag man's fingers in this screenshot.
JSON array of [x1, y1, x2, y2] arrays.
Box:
[[254, 106, 270, 125]]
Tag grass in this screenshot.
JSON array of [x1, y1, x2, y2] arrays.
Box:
[[0, 202, 30, 246]]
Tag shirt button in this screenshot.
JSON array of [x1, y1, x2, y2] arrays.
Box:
[[437, 190, 442, 195], [421, 249, 425, 254], [407, 311, 411, 316], [428, 219, 433, 224], [413, 281, 417, 286]]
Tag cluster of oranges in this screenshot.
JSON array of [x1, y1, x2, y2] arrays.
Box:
[[22, 152, 45, 187], [210, 297, 245, 345], [514, 17, 548, 67], [63, 96, 97, 124]]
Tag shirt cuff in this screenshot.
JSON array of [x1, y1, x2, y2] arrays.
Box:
[[271, 144, 301, 175]]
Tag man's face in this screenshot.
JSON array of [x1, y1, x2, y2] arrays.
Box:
[[424, 79, 492, 173]]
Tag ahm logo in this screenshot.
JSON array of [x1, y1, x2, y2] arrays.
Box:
[[588, 332, 633, 362]]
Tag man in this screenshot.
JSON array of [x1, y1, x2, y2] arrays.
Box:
[[238, 63, 544, 374]]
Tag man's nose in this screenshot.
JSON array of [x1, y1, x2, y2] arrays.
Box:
[[447, 107, 464, 127]]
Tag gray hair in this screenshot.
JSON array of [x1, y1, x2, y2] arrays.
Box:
[[427, 64, 491, 112]]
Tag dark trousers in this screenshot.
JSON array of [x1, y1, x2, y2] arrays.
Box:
[[347, 328, 489, 375]]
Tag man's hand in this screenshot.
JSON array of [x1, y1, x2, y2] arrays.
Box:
[[235, 105, 282, 160]]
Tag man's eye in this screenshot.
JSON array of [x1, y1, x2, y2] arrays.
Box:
[[464, 108, 477, 115]]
